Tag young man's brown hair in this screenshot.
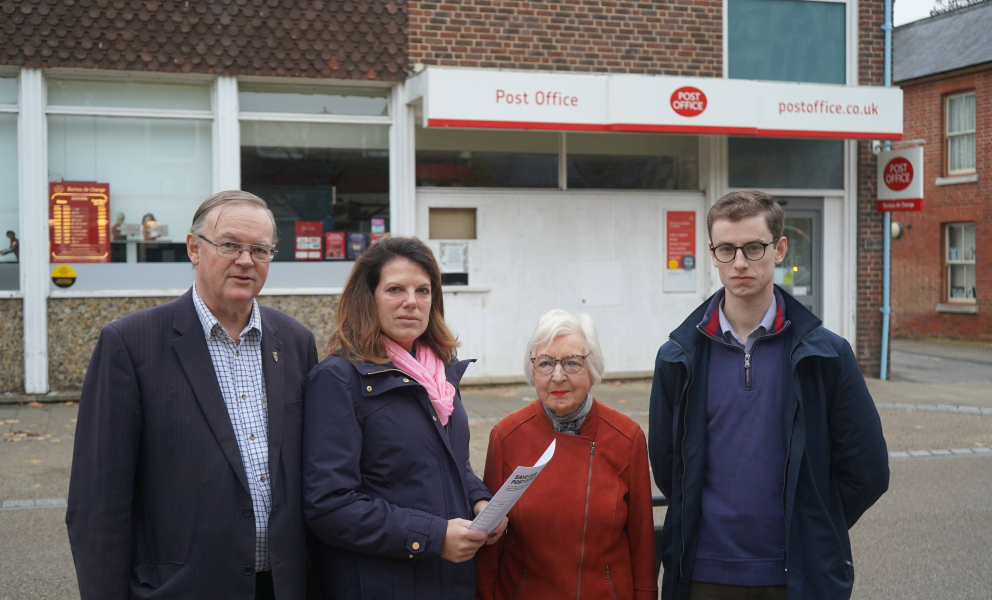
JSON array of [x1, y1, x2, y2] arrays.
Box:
[[706, 190, 786, 240]]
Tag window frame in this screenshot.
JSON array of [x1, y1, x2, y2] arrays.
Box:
[[0, 75, 19, 295], [945, 91, 976, 176], [945, 222, 976, 304]]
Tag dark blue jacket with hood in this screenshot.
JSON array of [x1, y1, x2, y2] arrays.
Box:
[[648, 286, 889, 600], [302, 356, 492, 600]]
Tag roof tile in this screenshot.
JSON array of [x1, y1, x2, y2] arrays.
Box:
[[2, 0, 406, 80]]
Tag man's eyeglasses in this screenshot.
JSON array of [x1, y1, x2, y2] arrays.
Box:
[[198, 235, 278, 263], [531, 354, 590, 375], [709, 239, 779, 263]]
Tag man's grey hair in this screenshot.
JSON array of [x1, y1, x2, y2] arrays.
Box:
[[188, 190, 279, 245], [523, 309, 605, 387]]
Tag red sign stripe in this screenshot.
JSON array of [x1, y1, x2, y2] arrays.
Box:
[[427, 119, 903, 140]]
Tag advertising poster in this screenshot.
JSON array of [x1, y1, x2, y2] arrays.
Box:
[[346, 233, 368, 259], [49, 182, 111, 263], [324, 232, 345, 260], [295, 221, 323, 260], [665, 210, 697, 292]]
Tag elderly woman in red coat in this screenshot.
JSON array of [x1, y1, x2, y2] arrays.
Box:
[[476, 309, 658, 600]]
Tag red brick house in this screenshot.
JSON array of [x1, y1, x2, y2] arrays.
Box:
[[892, 4, 991, 340]]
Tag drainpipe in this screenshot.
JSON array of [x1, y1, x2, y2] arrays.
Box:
[[880, 0, 893, 379]]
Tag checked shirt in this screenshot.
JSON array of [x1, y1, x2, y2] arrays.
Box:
[[192, 285, 271, 572]]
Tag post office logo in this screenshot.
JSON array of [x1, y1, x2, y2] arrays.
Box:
[[883, 157, 913, 192], [671, 87, 707, 117]]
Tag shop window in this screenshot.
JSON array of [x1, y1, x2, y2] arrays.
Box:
[[566, 132, 698, 190], [48, 116, 213, 264], [946, 92, 975, 175], [48, 79, 211, 111], [239, 84, 388, 117], [728, 0, 846, 84], [946, 223, 976, 303], [728, 138, 844, 189], [0, 77, 15, 103], [416, 127, 559, 188], [46, 80, 213, 266], [0, 78, 18, 290], [240, 121, 390, 261]]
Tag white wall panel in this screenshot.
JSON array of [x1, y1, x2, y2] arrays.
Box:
[[417, 189, 708, 380]]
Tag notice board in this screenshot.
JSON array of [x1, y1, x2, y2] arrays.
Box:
[[665, 210, 697, 292], [49, 183, 111, 263]]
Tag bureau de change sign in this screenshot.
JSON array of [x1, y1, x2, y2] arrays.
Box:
[[877, 147, 923, 212]]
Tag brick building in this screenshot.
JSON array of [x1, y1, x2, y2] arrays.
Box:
[[0, 0, 898, 393], [892, 4, 990, 341]]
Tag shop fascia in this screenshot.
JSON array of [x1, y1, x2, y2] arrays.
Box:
[[407, 67, 903, 141]]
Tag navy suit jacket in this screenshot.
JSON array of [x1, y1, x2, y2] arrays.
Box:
[[67, 289, 318, 600]]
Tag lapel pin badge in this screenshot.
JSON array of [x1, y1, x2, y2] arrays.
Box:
[[272, 351, 279, 362]]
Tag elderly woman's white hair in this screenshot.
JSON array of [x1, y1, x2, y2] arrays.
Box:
[[524, 309, 605, 387]]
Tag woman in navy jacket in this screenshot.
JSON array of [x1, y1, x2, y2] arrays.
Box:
[[303, 236, 507, 600]]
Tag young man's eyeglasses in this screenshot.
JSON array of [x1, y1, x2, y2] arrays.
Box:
[[709, 239, 779, 263], [531, 354, 590, 375], [198, 235, 278, 263]]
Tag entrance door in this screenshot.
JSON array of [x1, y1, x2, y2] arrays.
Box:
[[777, 198, 823, 318]]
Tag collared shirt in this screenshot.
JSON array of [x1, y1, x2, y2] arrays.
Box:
[[718, 295, 777, 355], [192, 284, 271, 572]]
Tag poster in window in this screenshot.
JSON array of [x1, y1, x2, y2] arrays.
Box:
[[295, 221, 323, 261], [324, 232, 345, 260], [346, 233, 368, 259], [49, 182, 111, 263], [665, 210, 697, 292]]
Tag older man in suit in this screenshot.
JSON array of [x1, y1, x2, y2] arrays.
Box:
[[67, 190, 318, 600]]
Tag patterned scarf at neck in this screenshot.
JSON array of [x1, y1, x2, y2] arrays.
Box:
[[382, 337, 456, 426], [543, 392, 593, 435]]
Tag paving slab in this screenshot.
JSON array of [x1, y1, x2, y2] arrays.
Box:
[[0, 508, 79, 600]]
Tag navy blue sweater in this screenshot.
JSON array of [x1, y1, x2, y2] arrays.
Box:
[[692, 289, 790, 587]]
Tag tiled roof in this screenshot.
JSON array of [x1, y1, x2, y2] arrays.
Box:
[[0, 0, 407, 81], [893, 2, 992, 83]]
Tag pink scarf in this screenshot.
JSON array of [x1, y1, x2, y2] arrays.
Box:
[[382, 336, 456, 426]]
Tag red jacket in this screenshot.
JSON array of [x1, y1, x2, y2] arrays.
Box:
[[477, 399, 658, 600]]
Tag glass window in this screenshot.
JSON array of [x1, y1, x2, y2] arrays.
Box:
[[946, 93, 975, 174], [728, 138, 844, 189], [0, 111, 18, 290], [240, 122, 390, 261], [47, 79, 211, 110], [728, 0, 846, 84], [416, 127, 559, 188], [48, 116, 213, 263], [0, 77, 17, 104], [566, 132, 698, 190], [239, 85, 389, 116], [946, 223, 976, 302]]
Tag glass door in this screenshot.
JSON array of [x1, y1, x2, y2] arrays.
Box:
[[776, 198, 823, 317]]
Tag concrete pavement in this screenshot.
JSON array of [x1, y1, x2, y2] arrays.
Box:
[[2, 354, 990, 599]]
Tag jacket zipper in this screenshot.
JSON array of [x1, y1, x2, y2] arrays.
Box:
[[668, 338, 694, 579], [605, 565, 619, 600], [781, 324, 823, 573], [696, 325, 787, 390], [576, 442, 596, 599], [514, 564, 529, 600]]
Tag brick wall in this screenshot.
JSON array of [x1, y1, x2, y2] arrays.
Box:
[[856, 0, 886, 376], [891, 70, 992, 340], [408, 0, 722, 75]]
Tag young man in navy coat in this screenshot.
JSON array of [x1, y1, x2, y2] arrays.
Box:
[[67, 191, 318, 600], [649, 190, 889, 600]]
